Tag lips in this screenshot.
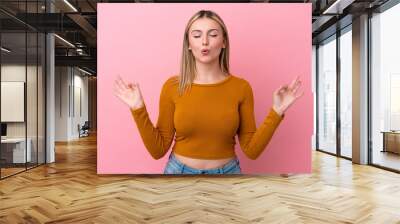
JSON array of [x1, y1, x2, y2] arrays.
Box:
[[201, 49, 209, 54]]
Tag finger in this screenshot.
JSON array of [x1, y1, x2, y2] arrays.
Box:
[[280, 85, 288, 93], [113, 80, 123, 90], [291, 79, 302, 93], [114, 80, 130, 95], [114, 79, 127, 92], [128, 81, 140, 89], [288, 75, 299, 89], [295, 90, 304, 99], [275, 85, 283, 92], [292, 76, 301, 88], [120, 78, 132, 90], [120, 80, 134, 93], [289, 77, 301, 92], [114, 91, 127, 104], [116, 75, 125, 85], [135, 82, 141, 92], [113, 83, 125, 96], [115, 77, 126, 90], [116, 74, 122, 82], [117, 76, 129, 89]]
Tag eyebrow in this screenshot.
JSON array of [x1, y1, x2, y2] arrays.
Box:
[[191, 29, 219, 34]]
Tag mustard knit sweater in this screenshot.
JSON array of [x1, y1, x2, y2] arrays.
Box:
[[130, 74, 284, 160]]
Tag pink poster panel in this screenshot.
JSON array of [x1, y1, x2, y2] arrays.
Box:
[[98, 3, 312, 174]]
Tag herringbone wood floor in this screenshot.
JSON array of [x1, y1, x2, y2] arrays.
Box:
[[0, 133, 399, 224]]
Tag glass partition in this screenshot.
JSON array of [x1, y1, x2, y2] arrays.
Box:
[[1, 31, 28, 178], [0, 1, 46, 179]]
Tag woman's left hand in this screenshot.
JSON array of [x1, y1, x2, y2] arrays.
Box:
[[272, 75, 304, 116]]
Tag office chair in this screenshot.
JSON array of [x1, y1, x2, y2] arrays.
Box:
[[79, 121, 90, 138]]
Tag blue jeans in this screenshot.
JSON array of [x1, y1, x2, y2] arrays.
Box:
[[163, 153, 242, 174]]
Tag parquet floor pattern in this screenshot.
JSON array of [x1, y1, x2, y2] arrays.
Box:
[[1, 134, 399, 223]]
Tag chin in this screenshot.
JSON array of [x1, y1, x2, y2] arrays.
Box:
[[195, 56, 219, 64]]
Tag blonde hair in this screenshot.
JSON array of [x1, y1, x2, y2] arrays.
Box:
[[177, 10, 230, 96]]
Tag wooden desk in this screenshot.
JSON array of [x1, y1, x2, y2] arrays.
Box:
[[381, 131, 400, 154]]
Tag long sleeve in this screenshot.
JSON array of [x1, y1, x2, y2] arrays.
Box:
[[130, 79, 175, 160], [237, 81, 284, 160]]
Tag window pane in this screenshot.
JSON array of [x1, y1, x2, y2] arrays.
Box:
[[318, 36, 337, 154], [371, 3, 400, 171], [340, 28, 352, 158]]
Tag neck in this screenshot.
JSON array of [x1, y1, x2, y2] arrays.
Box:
[[194, 59, 226, 81]]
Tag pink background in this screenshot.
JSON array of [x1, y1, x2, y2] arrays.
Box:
[[97, 3, 312, 174]]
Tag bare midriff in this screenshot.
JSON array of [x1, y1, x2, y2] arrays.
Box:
[[173, 152, 236, 170]]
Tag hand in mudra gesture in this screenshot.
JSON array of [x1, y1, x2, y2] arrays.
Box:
[[272, 75, 304, 116], [113, 76, 145, 110]]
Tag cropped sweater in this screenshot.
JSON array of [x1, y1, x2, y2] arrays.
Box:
[[130, 74, 284, 160]]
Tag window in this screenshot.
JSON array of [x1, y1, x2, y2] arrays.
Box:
[[317, 35, 337, 154], [339, 26, 352, 158], [371, 2, 400, 171]]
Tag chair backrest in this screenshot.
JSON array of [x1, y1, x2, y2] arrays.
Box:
[[82, 121, 90, 129]]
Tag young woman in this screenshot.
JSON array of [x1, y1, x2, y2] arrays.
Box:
[[113, 10, 303, 174]]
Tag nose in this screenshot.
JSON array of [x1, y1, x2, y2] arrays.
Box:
[[202, 35, 209, 45]]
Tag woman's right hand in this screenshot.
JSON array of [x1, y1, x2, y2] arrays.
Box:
[[113, 76, 145, 110]]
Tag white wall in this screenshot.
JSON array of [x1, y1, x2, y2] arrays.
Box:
[[72, 73, 89, 138], [55, 66, 70, 141], [55, 67, 89, 141]]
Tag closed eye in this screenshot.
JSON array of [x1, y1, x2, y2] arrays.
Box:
[[193, 34, 217, 38]]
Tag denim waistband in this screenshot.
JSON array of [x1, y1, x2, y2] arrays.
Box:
[[168, 152, 239, 173]]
